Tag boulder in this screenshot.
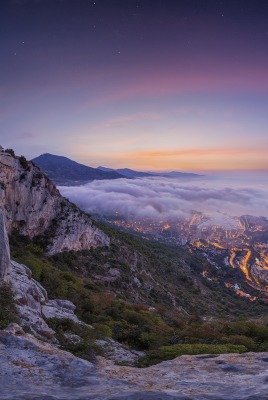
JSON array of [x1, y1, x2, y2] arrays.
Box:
[[42, 299, 79, 322]]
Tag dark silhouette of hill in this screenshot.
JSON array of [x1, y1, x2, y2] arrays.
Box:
[[98, 166, 202, 179], [98, 166, 152, 178], [32, 154, 126, 185]]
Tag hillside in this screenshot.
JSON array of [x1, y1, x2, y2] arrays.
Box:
[[32, 153, 126, 185], [7, 221, 268, 370], [10, 224, 268, 320]]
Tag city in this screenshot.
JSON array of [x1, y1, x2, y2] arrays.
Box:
[[100, 212, 268, 302]]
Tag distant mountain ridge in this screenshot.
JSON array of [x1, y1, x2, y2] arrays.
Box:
[[32, 154, 126, 185], [98, 166, 202, 179], [32, 153, 202, 186], [98, 166, 152, 178]]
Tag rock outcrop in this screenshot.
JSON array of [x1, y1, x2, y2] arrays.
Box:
[[95, 337, 144, 366], [0, 213, 10, 280], [0, 149, 109, 254], [0, 210, 80, 337], [1, 324, 268, 399], [9, 259, 79, 337]]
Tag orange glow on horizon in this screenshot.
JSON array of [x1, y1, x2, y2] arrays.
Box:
[[69, 143, 268, 172], [98, 147, 268, 171]]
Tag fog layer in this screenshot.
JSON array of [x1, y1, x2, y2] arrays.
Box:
[[59, 173, 268, 222]]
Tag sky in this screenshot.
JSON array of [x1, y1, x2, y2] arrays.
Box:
[[1, 0, 268, 171]]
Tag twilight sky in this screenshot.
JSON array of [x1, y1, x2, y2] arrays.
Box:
[[1, 0, 268, 171]]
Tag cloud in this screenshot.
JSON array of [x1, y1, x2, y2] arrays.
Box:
[[59, 175, 268, 223], [83, 68, 268, 109]]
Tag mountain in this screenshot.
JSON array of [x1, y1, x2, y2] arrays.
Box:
[[98, 166, 152, 178], [157, 171, 203, 178], [1, 145, 268, 396], [32, 154, 126, 185], [0, 148, 109, 254], [98, 166, 202, 179]]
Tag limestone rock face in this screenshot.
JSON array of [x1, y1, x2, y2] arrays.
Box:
[[0, 205, 83, 338], [1, 325, 268, 400], [0, 150, 109, 254], [41, 299, 79, 322], [8, 259, 80, 337], [9, 259, 53, 337], [0, 213, 10, 280], [95, 337, 144, 366]]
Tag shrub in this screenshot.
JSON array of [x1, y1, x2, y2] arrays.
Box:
[[5, 148, 15, 157], [46, 318, 103, 362], [220, 335, 257, 351], [19, 156, 28, 168], [93, 323, 113, 337]]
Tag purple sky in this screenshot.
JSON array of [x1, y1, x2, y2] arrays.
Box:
[[1, 0, 268, 171]]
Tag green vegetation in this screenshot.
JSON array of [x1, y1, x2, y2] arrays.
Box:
[[140, 343, 247, 366], [46, 318, 103, 362], [9, 228, 268, 366], [19, 155, 28, 169], [4, 148, 15, 157], [0, 283, 19, 329]]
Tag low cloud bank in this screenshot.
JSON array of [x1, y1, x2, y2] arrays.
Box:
[[59, 175, 268, 221]]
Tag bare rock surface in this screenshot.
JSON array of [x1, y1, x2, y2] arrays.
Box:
[[9, 259, 80, 337], [42, 299, 79, 322], [0, 150, 109, 254], [99, 353, 268, 399], [0, 210, 86, 338], [95, 337, 144, 365], [0, 212, 11, 280], [1, 325, 268, 400]]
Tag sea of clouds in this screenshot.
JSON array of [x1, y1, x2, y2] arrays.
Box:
[[58, 173, 268, 222]]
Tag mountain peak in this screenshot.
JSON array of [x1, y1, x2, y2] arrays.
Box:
[[32, 154, 126, 185]]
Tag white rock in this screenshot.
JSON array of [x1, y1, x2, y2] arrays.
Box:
[[0, 213, 11, 280], [0, 151, 109, 254], [96, 337, 144, 365], [42, 299, 79, 322]]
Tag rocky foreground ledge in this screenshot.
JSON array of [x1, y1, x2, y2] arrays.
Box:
[[1, 324, 268, 400]]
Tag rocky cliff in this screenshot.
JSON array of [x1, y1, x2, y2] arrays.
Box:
[[0, 149, 109, 254], [0, 213, 10, 280], [0, 209, 80, 337], [9, 259, 80, 337]]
